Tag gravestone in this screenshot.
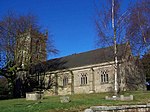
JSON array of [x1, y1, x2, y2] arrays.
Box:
[[60, 96, 70, 103], [84, 109, 93, 112], [26, 92, 43, 100]]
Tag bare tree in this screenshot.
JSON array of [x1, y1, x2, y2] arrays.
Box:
[[0, 11, 40, 68], [0, 11, 58, 68], [126, 0, 150, 55], [95, 0, 150, 54], [0, 11, 57, 97], [95, 0, 124, 95], [95, 0, 149, 94]]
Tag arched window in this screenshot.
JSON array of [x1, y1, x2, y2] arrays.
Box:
[[106, 73, 108, 82], [100, 70, 109, 83], [81, 73, 87, 85], [101, 73, 103, 82], [63, 76, 68, 87]]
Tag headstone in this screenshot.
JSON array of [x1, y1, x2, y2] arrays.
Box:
[[26, 92, 43, 100], [60, 96, 70, 103], [112, 95, 117, 100], [105, 96, 108, 100], [120, 95, 124, 100], [130, 95, 133, 100], [84, 109, 93, 112]]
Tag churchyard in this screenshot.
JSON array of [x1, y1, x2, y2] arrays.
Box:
[[0, 91, 150, 112]]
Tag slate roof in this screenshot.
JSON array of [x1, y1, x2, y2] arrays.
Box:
[[30, 44, 128, 74]]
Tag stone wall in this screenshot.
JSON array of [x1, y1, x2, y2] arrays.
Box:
[[93, 65, 114, 93], [85, 104, 150, 112], [57, 72, 72, 95], [73, 69, 91, 94], [43, 60, 145, 96], [43, 62, 116, 95]]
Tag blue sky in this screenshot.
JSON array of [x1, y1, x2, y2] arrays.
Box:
[[0, 0, 131, 60]]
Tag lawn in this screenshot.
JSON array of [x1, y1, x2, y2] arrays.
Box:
[[0, 91, 150, 112]]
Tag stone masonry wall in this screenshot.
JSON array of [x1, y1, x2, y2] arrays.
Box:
[[43, 60, 145, 96]]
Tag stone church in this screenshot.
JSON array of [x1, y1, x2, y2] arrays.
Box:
[[16, 29, 145, 96], [30, 43, 146, 95]]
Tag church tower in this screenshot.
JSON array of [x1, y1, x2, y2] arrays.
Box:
[[15, 28, 48, 69]]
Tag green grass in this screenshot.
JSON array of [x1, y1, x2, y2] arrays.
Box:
[[0, 91, 150, 112]]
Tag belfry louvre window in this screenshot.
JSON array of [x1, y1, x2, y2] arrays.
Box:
[[63, 76, 68, 87], [81, 73, 87, 85], [100, 70, 109, 83]]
